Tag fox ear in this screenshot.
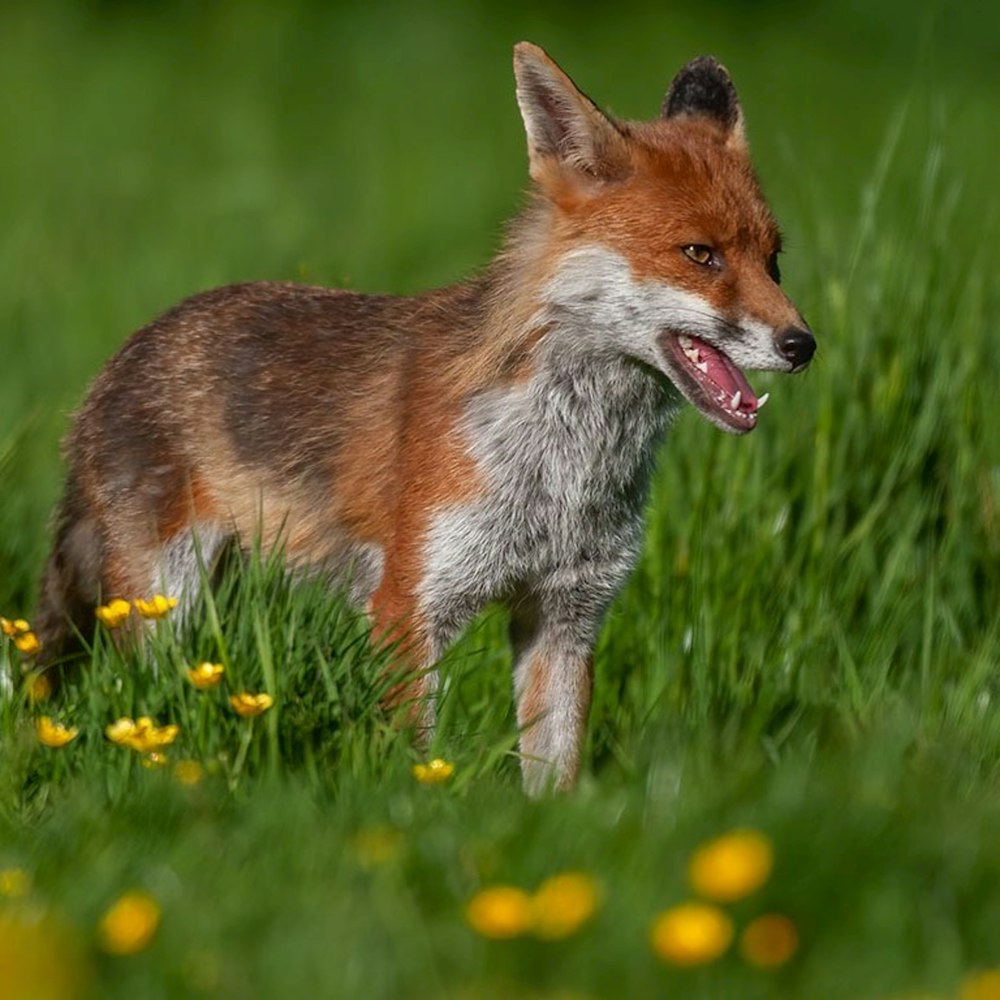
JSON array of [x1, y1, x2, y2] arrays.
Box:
[[661, 56, 746, 145], [513, 42, 630, 187]]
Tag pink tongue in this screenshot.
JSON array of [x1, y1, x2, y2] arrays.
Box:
[[699, 339, 757, 406]]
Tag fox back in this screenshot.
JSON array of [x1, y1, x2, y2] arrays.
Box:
[[35, 43, 815, 794]]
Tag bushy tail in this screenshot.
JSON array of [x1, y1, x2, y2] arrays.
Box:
[[34, 472, 103, 676]]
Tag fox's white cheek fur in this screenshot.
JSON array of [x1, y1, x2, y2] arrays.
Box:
[[540, 244, 789, 373], [540, 246, 721, 367], [723, 316, 789, 373]]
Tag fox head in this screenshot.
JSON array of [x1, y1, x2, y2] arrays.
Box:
[[513, 42, 815, 433]]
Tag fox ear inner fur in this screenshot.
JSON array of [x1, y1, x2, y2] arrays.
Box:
[[513, 41, 631, 184]]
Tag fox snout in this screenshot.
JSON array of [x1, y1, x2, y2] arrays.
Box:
[[777, 325, 816, 372]]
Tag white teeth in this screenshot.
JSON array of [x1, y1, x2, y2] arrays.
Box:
[[696, 361, 708, 374], [730, 391, 742, 410], [757, 392, 770, 409], [678, 334, 706, 368]]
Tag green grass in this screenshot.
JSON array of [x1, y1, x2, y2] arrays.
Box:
[[2, 1, 999, 997]]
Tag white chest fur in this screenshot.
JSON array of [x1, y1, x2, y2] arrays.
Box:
[[417, 335, 679, 648]]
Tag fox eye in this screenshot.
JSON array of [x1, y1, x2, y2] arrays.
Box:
[[768, 252, 782, 283], [682, 244, 715, 266]]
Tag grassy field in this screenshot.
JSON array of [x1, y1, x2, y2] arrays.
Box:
[[2, 1, 999, 997]]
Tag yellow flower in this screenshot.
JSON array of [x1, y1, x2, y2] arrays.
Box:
[[173, 760, 204, 787], [133, 595, 178, 619], [650, 902, 734, 966], [0, 867, 30, 898], [36, 716, 79, 748], [412, 758, 455, 784], [136, 718, 179, 748], [0, 906, 91, 999], [962, 970, 1000, 1000], [27, 673, 52, 703], [95, 599, 132, 628], [14, 631, 41, 656], [351, 826, 404, 869], [229, 692, 274, 717], [105, 717, 179, 753], [740, 913, 799, 968], [97, 891, 160, 955], [1, 617, 31, 637], [105, 718, 137, 744], [531, 872, 601, 939], [466, 886, 534, 939], [186, 662, 224, 689], [688, 829, 774, 902], [140, 752, 169, 769]]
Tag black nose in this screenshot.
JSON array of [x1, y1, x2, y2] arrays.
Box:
[[777, 326, 816, 370]]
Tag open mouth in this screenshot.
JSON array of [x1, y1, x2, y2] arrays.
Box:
[[663, 333, 769, 434]]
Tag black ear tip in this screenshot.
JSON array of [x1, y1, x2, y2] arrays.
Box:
[[683, 55, 730, 75], [662, 55, 741, 128]]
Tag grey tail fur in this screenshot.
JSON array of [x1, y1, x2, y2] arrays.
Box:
[[34, 471, 103, 677]]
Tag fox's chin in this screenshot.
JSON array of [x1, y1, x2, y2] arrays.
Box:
[[659, 331, 769, 434]]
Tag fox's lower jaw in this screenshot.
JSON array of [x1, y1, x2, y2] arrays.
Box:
[[660, 331, 766, 434]]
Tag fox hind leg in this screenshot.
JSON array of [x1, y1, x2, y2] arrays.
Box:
[[33, 483, 159, 672], [35, 468, 227, 670], [153, 523, 229, 619]]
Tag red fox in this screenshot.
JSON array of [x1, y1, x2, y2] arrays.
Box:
[[36, 43, 814, 793]]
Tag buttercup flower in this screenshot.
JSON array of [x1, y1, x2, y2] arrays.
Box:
[[105, 718, 137, 744], [0, 906, 90, 998], [105, 717, 179, 753], [230, 692, 274, 717], [133, 595, 178, 619], [140, 752, 169, 769], [466, 886, 534, 939], [740, 913, 799, 967], [173, 760, 204, 787], [14, 631, 41, 656], [2, 618, 40, 656], [531, 872, 601, 939], [0, 617, 31, 637], [95, 599, 132, 628], [36, 716, 79, 748], [688, 829, 774, 902], [0, 867, 30, 898], [650, 902, 734, 966], [186, 662, 224, 689], [27, 673, 52, 702], [351, 826, 404, 869], [961, 969, 1000, 1000], [97, 891, 160, 955], [412, 758, 455, 784]]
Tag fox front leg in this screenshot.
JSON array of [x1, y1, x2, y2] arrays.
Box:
[[510, 597, 598, 796]]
